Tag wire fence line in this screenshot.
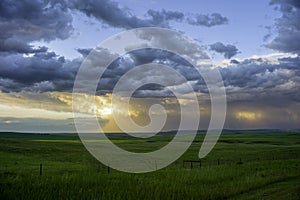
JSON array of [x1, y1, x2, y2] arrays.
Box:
[[91, 153, 300, 173], [182, 153, 300, 169]]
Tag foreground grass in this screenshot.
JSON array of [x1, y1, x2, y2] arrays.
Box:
[[0, 132, 299, 199]]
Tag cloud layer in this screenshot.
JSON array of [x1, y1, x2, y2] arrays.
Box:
[[0, 0, 299, 131], [0, 0, 229, 93]]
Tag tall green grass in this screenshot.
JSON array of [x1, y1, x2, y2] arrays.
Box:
[[0, 132, 299, 199]]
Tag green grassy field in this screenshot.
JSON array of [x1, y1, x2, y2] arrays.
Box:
[[0, 131, 299, 199]]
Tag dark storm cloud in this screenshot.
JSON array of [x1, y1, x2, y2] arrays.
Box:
[[220, 57, 300, 89], [218, 56, 300, 104], [71, 0, 181, 29], [95, 47, 300, 103], [2, 0, 297, 106], [2, 44, 299, 105], [97, 49, 203, 94], [0, 0, 230, 93], [209, 42, 239, 59], [267, 0, 300, 54], [0, 0, 73, 45], [0, 0, 74, 85], [0, 51, 80, 92], [0, 39, 48, 54], [0, 0, 76, 92], [70, 0, 228, 28], [70, 0, 156, 29], [0, 78, 24, 93]]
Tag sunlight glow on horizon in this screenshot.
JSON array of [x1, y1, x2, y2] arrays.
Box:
[[235, 111, 262, 121]]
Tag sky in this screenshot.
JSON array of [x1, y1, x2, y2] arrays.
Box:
[[0, 0, 299, 133]]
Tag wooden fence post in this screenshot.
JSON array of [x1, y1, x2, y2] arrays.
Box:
[[40, 163, 42, 176]]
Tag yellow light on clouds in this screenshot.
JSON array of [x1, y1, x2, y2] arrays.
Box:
[[236, 111, 262, 121], [97, 107, 113, 116], [0, 104, 73, 119]]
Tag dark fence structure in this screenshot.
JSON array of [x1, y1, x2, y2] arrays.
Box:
[[182, 153, 299, 169]]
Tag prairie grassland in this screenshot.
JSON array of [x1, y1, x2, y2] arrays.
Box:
[[0, 132, 299, 199]]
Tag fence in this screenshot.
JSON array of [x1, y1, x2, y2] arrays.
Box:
[[182, 153, 299, 169]]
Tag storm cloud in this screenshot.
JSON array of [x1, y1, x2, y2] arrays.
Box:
[[267, 0, 300, 54], [0, 0, 77, 92], [0, 0, 73, 52], [219, 55, 300, 105], [70, 0, 228, 28], [0, 0, 299, 110], [209, 42, 239, 59], [0, 51, 80, 92], [0, 0, 230, 94]]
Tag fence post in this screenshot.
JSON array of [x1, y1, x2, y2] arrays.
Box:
[[107, 163, 110, 174], [200, 160, 202, 168], [40, 163, 42, 176], [217, 159, 220, 166], [190, 162, 193, 169]]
